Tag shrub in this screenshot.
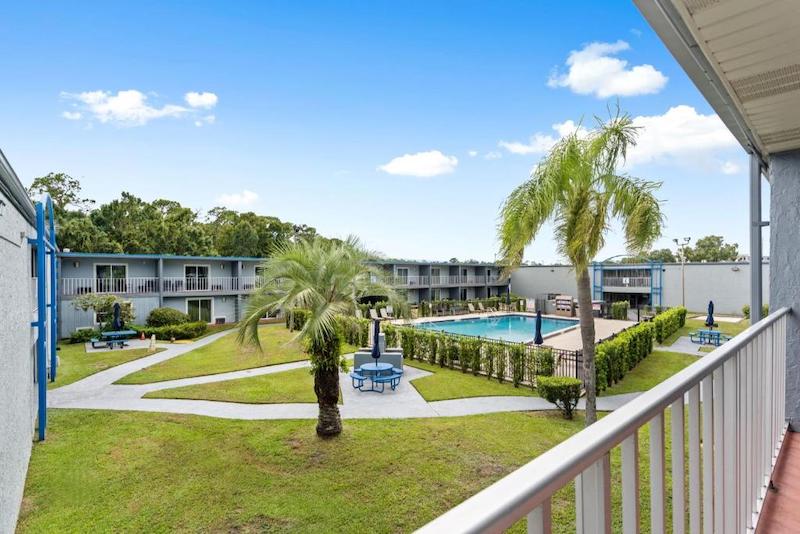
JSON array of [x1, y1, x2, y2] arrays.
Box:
[[509, 344, 525, 387], [594, 321, 656, 392], [460, 338, 482, 375], [653, 306, 686, 343], [286, 309, 311, 331], [494, 344, 507, 383], [400, 328, 417, 360], [133, 321, 208, 340], [383, 323, 398, 347], [336, 315, 371, 347], [538, 376, 582, 419], [742, 304, 769, 320], [146, 307, 190, 327], [69, 328, 101, 344], [611, 301, 629, 320], [534, 347, 555, 377]]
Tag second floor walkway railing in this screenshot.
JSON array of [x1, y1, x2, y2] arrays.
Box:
[[61, 276, 267, 296], [418, 307, 790, 534], [603, 276, 651, 288]]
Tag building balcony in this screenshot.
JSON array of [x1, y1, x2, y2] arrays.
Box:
[[603, 276, 651, 288], [60, 276, 266, 297], [420, 309, 790, 533], [385, 275, 429, 287]]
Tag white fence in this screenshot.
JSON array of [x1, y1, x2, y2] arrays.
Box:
[[61, 276, 267, 296], [418, 308, 789, 533]]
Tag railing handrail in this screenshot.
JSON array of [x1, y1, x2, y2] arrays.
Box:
[[417, 307, 791, 533]]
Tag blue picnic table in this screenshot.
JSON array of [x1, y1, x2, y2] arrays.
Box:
[[690, 329, 729, 347], [99, 329, 137, 349], [350, 362, 402, 393]]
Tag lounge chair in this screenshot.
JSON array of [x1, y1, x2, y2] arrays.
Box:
[[355, 309, 363, 319], [379, 308, 390, 319], [468, 303, 477, 313], [478, 302, 496, 313], [386, 305, 394, 318], [369, 308, 380, 320]]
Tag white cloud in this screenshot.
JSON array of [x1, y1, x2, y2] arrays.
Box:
[[548, 40, 667, 98], [60, 90, 187, 126], [185, 91, 218, 109], [499, 120, 588, 155], [194, 115, 216, 127], [468, 150, 478, 157], [216, 190, 259, 208], [378, 150, 458, 177], [498, 106, 738, 170], [484, 151, 503, 160], [720, 161, 741, 175], [61, 111, 82, 120], [625, 105, 738, 167]]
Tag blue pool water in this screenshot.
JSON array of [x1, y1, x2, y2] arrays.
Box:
[[413, 314, 579, 343]]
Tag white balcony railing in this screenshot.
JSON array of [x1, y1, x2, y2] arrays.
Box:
[[604, 276, 651, 288], [61, 277, 160, 296], [386, 275, 429, 287], [61, 276, 265, 296], [161, 276, 240, 293], [419, 308, 789, 533]]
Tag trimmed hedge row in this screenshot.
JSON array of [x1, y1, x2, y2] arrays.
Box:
[[132, 321, 208, 340], [595, 321, 655, 393], [418, 296, 524, 317], [653, 306, 687, 343], [388, 326, 556, 389], [146, 307, 190, 327]]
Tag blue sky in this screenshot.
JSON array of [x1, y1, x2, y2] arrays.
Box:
[[1, 1, 762, 262]]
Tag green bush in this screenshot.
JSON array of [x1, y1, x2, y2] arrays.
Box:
[[68, 328, 101, 344], [742, 304, 769, 320], [538, 376, 582, 419], [285, 309, 311, 331], [133, 321, 208, 340], [653, 306, 686, 343], [383, 323, 399, 347], [594, 321, 656, 392], [336, 315, 371, 347], [611, 301, 629, 320], [534, 347, 555, 377], [146, 307, 190, 327], [509, 344, 525, 387]]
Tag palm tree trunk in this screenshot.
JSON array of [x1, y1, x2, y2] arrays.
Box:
[[576, 268, 597, 425], [314, 366, 341, 437]]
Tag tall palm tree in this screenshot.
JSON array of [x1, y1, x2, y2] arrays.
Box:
[[238, 236, 395, 437], [498, 112, 664, 425]]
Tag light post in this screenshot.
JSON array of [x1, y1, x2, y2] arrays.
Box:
[[673, 237, 691, 307]]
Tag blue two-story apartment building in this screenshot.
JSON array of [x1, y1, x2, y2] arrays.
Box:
[[58, 252, 266, 338]]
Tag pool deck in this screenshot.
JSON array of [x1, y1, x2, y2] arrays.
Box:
[[394, 312, 635, 351]]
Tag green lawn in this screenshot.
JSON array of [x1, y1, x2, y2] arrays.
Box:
[[116, 324, 356, 384], [601, 350, 697, 396], [19, 409, 688, 533], [661, 317, 748, 346], [143, 366, 342, 404], [50, 344, 164, 389], [406, 360, 539, 401]]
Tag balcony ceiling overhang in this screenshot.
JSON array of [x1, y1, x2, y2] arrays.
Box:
[[635, 0, 800, 162]]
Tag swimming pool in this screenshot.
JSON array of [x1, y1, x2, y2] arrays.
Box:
[[412, 314, 579, 343]]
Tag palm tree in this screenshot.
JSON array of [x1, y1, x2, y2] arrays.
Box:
[[238, 236, 395, 437], [498, 112, 664, 425]]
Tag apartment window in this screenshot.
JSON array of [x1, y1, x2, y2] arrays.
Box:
[[460, 288, 467, 300], [396, 267, 409, 283], [431, 267, 440, 279], [95, 264, 127, 293], [185, 265, 209, 291], [187, 298, 212, 323]]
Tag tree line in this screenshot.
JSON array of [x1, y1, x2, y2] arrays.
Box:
[[620, 235, 740, 264], [27, 172, 321, 257]]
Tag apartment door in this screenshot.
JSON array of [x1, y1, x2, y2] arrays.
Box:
[[95, 264, 127, 293], [185, 265, 209, 291], [187, 298, 212, 323], [396, 267, 409, 284], [460, 288, 467, 300]]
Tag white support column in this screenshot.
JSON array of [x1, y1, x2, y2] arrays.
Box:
[[749, 153, 763, 323]]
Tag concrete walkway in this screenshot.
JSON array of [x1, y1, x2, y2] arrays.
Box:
[[49, 329, 648, 420], [656, 336, 713, 356]]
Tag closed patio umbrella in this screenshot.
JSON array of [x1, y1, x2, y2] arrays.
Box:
[[112, 302, 122, 331], [705, 300, 715, 329], [370, 319, 381, 363], [534, 310, 544, 345]]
